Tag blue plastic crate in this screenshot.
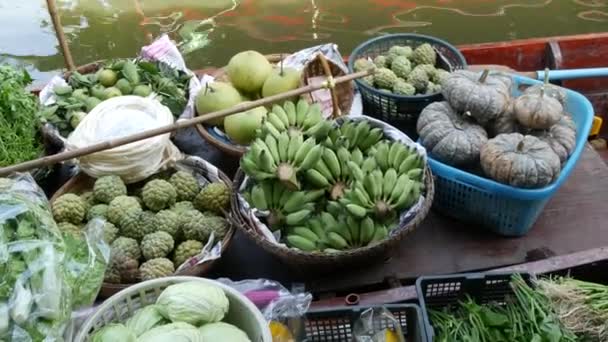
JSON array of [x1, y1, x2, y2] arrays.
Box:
[[427, 75, 594, 236]]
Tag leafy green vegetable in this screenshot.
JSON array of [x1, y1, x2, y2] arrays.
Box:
[[156, 281, 229, 325], [125, 304, 167, 337], [0, 65, 43, 167], [91, 323, 136, 342]]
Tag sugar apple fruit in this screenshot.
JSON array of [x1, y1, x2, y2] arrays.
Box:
[[142, 179, 177, 211], [411, 43, 437, 66], [155, 210, 181, 239], [141, 231, 174, 260], [426, 81, 442, 94], [87, 204, 108, 221], [391, 56, 412, 79], [373, 55, 387, 68], [373, 68, 398, 90], [107, 251, 140, 283], [407, 66, 430, 92], [52, 193, 87, 224], [93, 175, 127, 204], [102, 221, 119, 244], [360, 75, 374, 86], [173, 240, 204, 268], [205, 215, 229, 240], [107, 195, 142, 225], [193, 182, 230, 215], [171, 201, 195, 213], [139, 211, 158, 236], [353, 58, 374, 72], [57, 222, 82, 237], [416, 64, 438, 80], [432, 69, 451, 84], [111, 236, 141, 261], [120, 210, 148, 241], [393, 79, 416, 96], [104, 267, 121, 284], [169, 171, 200, 202], [80, 191, 95, 210], [140, 258, 175, 281], [388, 45, 413, 58]]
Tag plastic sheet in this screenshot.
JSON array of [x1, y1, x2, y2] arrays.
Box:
[[0, 173, 110, 341], [352, 307, 405, 342]]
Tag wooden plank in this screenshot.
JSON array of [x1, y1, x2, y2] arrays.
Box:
[[307, 145, 608, 293]]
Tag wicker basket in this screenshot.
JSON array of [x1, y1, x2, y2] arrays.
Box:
[[195, 53, 354, 157], [50, 157, 235, 298], [74, 276, 272, 342], [230, 166, 434, 274]]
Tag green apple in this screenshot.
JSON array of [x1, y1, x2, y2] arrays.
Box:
[[262, 65, 301, 99], [226, 50, 272, 93], [224, 105, 268, 145], [195, 82, 242, 126]]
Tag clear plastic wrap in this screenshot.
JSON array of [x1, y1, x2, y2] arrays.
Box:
[[0, 173, 110, 341], [352, 307, 405, 342]]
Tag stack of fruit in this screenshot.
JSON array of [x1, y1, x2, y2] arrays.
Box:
[[195, 50, 302, 145], [417, 69, 575, 189], [239, 99, 426, 253], [39, 59, 191, 136], [51, 170, 231, 283], [352, 43, 450, 96]]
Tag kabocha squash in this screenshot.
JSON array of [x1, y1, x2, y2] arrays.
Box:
[[524, 83, 567, 106], [480, 133, 561, 188], [488, 102, 520, 137], [442, 70, 511, 125], [532, 115, 577, 164], [417, 101, 488, 166], [513, 73, 563, 129]]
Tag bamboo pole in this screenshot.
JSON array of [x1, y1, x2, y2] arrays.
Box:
[[46, 0, 76, 71], [0, 69, 373, 176]]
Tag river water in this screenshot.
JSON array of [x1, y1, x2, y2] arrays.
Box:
[[1, 0, 607, 87]]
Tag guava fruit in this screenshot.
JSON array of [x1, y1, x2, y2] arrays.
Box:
[[90, 85, 106, 100], [104, 87, 122, 99], [224, 105, 267, 144], [98, 69, 118, 87], [195, 82, 242, 126], [133, 84, 152, 97], [115, 79, 133, 95], [226, 50, 272, 93], [85, 97, 102, 112], [262, 64, 301, 99], [72, 88, 89, 102]]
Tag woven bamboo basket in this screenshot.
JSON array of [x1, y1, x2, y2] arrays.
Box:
[[50, 156, 235, 298], [230, 165, 434, 274], [195, 53, 355, 157], [74, 276, 272, 342]]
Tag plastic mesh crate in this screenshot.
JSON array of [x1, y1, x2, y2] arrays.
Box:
[[302, 304, 427, 341], [416, 272, 531, 341], [427, 75, 594, 236]]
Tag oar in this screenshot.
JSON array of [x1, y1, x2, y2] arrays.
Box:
[[469, 64, 608, 80]]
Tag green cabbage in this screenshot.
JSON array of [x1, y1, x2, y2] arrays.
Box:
[[125, 304, 166, 337], [136, 322, 204, 342], [156, 282, 229, 325], [91, 323, 136, 342], [199, 322, 251, 342]]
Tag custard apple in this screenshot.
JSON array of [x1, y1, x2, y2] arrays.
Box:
[[107, 195, 142, 225], [120, 210, 148, 241], [111, 236, 141, 261], [155, 210, 181, 239], [169, 171, 200, 202], [373, 55, 387, 68], [391, 56, 412, 78], [142, 179, 177, 211], [57, 222, 82, 237], [87, 204, 108, 221], [353, 58, 374, 72], [93, 175, 127, 204], [425, 81, 442, 94], [102, 221, 119, 244], [388, 45, 413, 58], [432, 69, 451, 84], [80, 191, 95, 211], [181, 210, 210, 242], [171, 201, 195, 213], [140, 258, 175, 281], [139, 211, 158, 236], [416, 64, 438, 80], [104, 267, 121, 284], [360, 75, 374, 86], [52, 193, 87, 224], [193, 182, 230, 215], [373, 68, 398, 90], [393, 79, 416, 96], [205, 215, 229, 240], [173, 240, 204, 268], [407, 66, 430, 92], [107, 251, 140, 283], [141, 231, 174, 260], [411, 43, 437, 66]]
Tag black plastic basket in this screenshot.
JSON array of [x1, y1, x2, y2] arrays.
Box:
[[302, 304, 428, 341], [348, 33, 467, 139], [415, 272, 532, 341]]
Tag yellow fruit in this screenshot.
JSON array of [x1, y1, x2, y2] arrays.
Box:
[[269, 321, 294, 342]]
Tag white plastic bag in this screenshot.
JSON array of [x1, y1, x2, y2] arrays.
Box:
[[65, 96, 182, 183]]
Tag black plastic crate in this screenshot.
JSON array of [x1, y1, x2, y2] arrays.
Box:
[[416, 272, 531, 341], [301, 304, 428, 341]]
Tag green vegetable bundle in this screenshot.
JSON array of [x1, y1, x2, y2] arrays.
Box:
[[0, 174, 109, 340], [39, 59, 192, 137], [0, 65, 43, 167]]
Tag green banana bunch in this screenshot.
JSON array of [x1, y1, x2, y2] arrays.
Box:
[[260, 99, 333, 140], [373, 140, 424, 175], [304, 146, 357, 200], [248, 180, 323, 230], [240, 131, 325, 190], [322, 120, 384, 152]]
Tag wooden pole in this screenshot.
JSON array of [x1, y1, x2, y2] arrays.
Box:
[[0, 69, 372, 176], [46, 0, 76, 71]]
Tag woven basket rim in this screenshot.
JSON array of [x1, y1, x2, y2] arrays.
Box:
[[74, 276, 272, 341], [230, 166, 434, 263]]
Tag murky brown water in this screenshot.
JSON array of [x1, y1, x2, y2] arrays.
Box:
[[1, 0, 607, 87]]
